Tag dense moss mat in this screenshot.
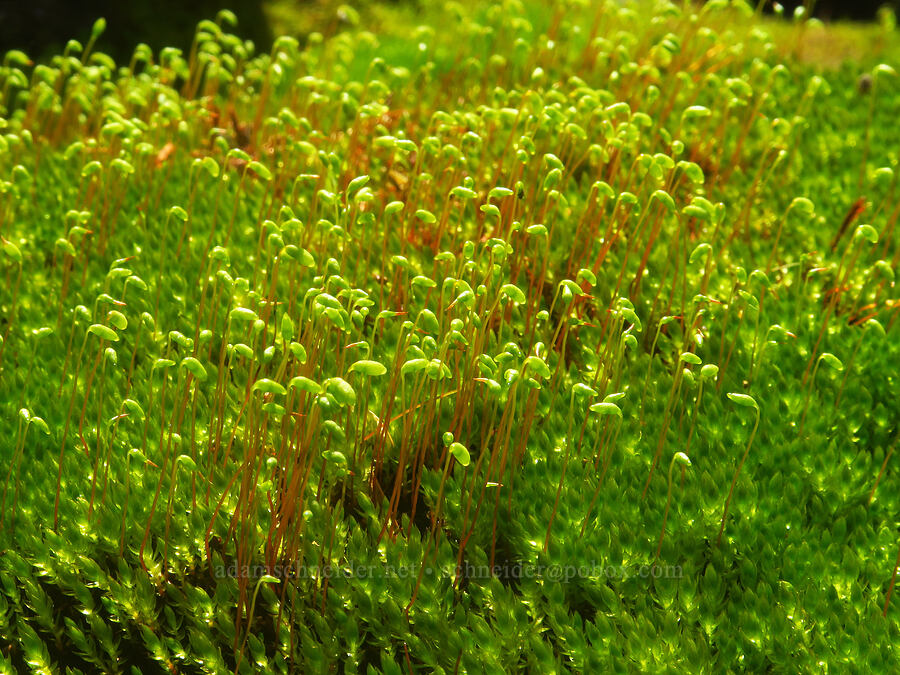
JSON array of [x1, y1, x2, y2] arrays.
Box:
[[1, 1, 900, 672]]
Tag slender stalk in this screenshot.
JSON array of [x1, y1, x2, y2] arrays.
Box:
[[656, 452, 691, 559], [717, 399, 760, 547]]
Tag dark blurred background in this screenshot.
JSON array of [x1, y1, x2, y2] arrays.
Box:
[[768, 0, 896, 20], [0, 0, 273, 62]]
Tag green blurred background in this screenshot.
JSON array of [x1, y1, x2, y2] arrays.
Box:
[[0, 0, 893, 65], [0, 0, 424, 63]]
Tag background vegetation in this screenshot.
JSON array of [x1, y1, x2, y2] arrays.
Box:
[[1, 0, 900, 672]]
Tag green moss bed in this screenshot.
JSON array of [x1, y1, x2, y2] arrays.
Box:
[[1, 1, 900, 672]]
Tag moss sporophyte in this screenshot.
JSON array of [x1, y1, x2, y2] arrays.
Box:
[[1, 0, 900, 671]]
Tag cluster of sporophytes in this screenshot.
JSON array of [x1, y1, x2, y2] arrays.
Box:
[[1, 0, 900, 671]]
